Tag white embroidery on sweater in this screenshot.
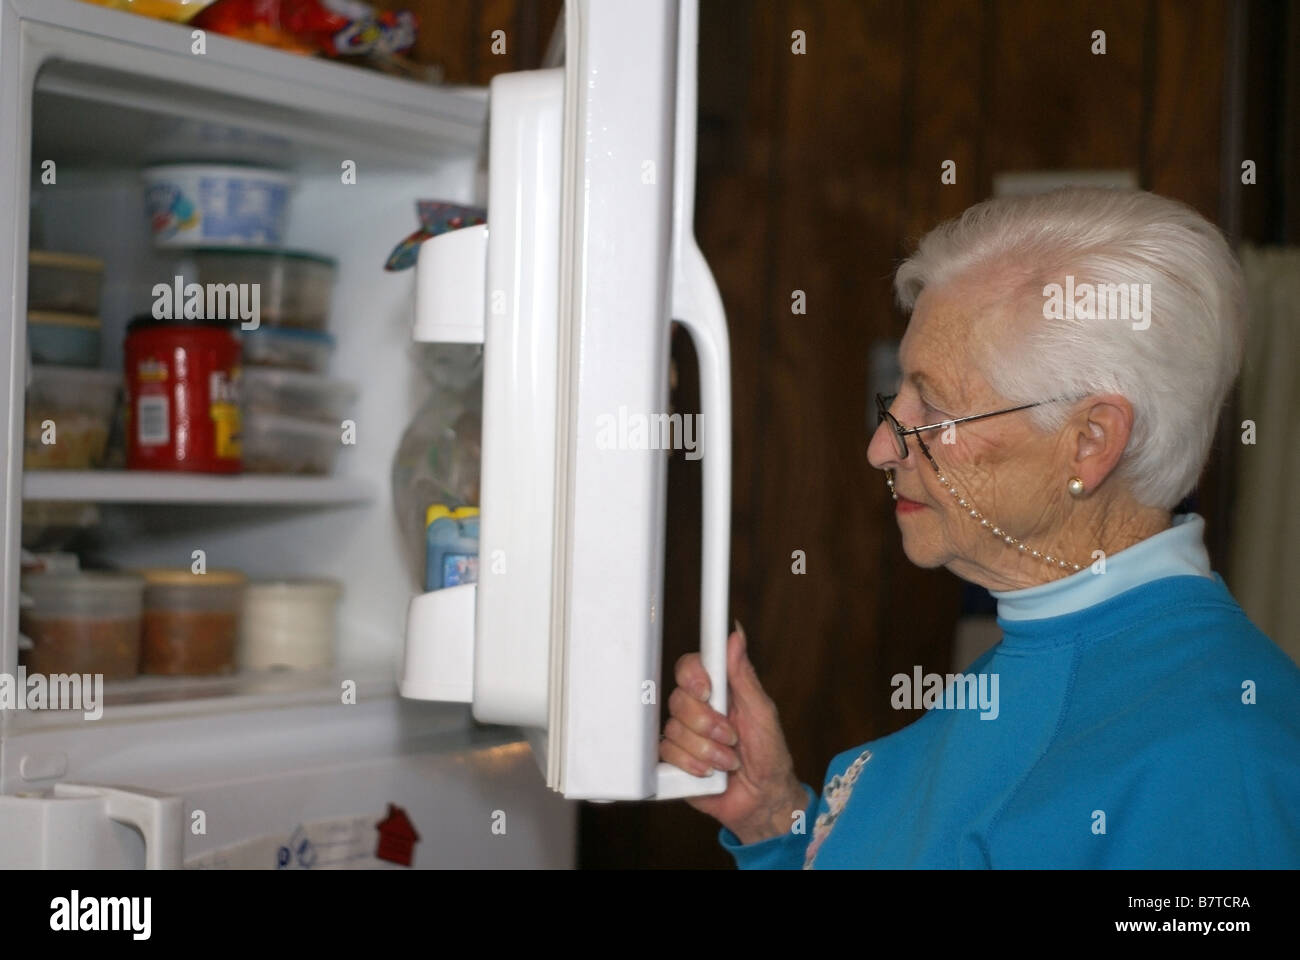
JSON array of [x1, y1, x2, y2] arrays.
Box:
[[803, 749, 873, 869]]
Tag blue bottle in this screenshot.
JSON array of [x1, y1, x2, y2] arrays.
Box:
[[425, 505, 480, 592]]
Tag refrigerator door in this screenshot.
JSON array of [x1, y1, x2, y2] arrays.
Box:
[[552, 0, 730, 800], [401, 0, 730, 802]]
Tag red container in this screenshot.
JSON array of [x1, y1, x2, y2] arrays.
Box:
[[125, 316, 242, 473]]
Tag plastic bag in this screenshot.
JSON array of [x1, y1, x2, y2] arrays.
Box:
[[391, 343, 482, 588]]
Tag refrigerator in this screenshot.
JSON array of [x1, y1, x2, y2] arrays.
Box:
[[0, 0, 730, 868]]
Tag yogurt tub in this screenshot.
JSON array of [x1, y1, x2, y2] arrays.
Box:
[[141, 165, 292, 247], [239, 579, 342, 670]]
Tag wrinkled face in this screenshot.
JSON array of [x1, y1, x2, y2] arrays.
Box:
[[867, 277, 1072, 584]]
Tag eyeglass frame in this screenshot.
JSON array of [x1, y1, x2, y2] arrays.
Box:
[[874, 392, 1067, 462]]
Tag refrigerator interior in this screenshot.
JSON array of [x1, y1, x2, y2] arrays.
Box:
[[2, 3, 575, 867]]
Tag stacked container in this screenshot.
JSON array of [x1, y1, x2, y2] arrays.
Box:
[[24, 251, 121, 472], [192, 249, 355, 476]]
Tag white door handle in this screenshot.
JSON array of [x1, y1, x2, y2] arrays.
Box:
[[656, 238, 731, 800], [54, 783, 184, 869]]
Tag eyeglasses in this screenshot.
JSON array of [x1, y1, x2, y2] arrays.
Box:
[[874, 392, 1059, 462]]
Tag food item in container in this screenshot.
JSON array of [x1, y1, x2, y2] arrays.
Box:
[[194, 1, 417, 60], [141, 165, 292, 248], [242, 367, 356, 422], [239, 579, 341, 670], [139, 568, 246, 675], [19, 572, 145, 680], [28, 311, 102, 367], [125, 315, 242, 473], [77, 0, 219, 22], [193, 248, 335, 329], [242, 326, 335, 372], [27, 251, 104, 314], [241, 411, 341, 475], [424, 505, 479, 592], [23, 366, 120, 470]]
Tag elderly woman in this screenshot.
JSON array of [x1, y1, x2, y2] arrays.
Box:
[[662, 188, 1300, 868]]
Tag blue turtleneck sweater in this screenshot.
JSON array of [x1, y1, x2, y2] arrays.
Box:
[[719, 515, 1300, 868]]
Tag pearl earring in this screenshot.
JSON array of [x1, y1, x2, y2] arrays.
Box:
[[885, 469, 898, 501], [1068, 477, 1086, 497]]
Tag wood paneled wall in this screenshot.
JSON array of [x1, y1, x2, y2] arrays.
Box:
[[403, 0, 562, 81]]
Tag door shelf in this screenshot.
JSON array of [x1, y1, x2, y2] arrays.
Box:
[[22, 470, 374, 505]]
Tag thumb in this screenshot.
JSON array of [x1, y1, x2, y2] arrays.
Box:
[[726, 620, 768, 708]]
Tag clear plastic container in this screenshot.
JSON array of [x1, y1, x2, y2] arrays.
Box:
[[193, 248, 336, 329], [139, 568, 246, 676], [19, 571, 145, 680], [241, 327, 335, 372], [242, 412, 341, 475], [28, 311, 102, 366], [239, 579, 342, 670], [27, 251, 104, 315], [242, 367, 357, 423], [24, 366, 121, 470]]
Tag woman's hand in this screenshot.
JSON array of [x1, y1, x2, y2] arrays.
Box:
[[659, 622, 810, 844]]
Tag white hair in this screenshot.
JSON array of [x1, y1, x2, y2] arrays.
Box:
[[894, 187, 1245, 509]]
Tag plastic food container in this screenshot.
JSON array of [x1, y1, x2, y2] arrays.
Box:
[[24, 366, 121, 470], [242, 412, 341, 475], [242, 326, 335, 372], [425, 505, 479, 592], [142, 165, 292, 248], [139, 568, 247, 675], [193, 248, 335, 329], [27, 251, 104, 314], [124, 315, 242, 473], [239, 579, 342, 670], [242, 367, 357, 423], [28, 311, 102, 367], [19, 572, 146, 680]]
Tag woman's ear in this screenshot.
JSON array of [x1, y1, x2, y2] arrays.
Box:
[[1071, 395, 1134, 492]]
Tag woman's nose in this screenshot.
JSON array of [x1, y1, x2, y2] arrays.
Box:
[[867, 417, 902, 471]]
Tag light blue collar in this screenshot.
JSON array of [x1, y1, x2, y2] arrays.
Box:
[[990, 513, 1212, 622]]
